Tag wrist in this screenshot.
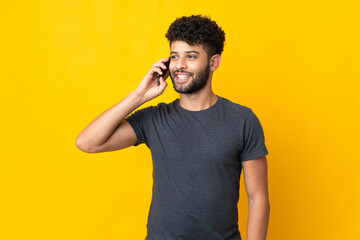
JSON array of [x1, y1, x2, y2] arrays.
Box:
[[129, 90, 148, 106]]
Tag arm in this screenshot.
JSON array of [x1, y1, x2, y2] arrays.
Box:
[[242, 156, 270, 240], [75, 57, 170, 153]]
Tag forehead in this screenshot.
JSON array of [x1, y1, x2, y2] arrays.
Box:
[[170, 41, 206, 54]]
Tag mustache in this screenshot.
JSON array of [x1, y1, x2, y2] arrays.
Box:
[[172, 70, 193, 75]]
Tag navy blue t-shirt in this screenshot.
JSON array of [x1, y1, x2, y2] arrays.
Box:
[[125, 96, 268, 240]]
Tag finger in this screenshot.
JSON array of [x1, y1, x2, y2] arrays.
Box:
[[149, 66, 163, 76], [152, 63, 166, 71], [158, 57, 170, 63], [158, 76, 168, 91], [152, 61, 169, 71], [157, 57, 170, 69]]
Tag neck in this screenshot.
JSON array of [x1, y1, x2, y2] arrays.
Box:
[[178, 82, 218, 111]]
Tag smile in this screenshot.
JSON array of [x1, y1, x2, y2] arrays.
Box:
[[177, 74, 189, 79], [174, 72, 193, 82]]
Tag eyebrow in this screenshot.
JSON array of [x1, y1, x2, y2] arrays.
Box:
[[170, 51, 200, 55]]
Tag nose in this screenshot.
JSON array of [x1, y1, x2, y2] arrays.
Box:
[[175, 56, 187, 71]]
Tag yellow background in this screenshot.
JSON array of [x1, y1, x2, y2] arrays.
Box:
[[1, 0, 359, 239]]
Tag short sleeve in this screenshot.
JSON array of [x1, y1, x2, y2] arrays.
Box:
[[125, 106, 154, 146], [239, 110, 269, 162]]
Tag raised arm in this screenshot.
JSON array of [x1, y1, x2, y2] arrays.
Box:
[[75, 58, 170, 153]]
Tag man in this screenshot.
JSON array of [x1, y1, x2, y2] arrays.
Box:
[[76, 15, 270, 240]]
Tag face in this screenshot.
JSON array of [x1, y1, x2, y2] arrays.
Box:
[[169, 41, 211, 94]]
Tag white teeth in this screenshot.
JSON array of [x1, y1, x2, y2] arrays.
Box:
[[177, 74, 189, 79]]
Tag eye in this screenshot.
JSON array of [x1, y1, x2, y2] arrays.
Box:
[[170, 55, 178, 59], [187, 55, 196, 59]]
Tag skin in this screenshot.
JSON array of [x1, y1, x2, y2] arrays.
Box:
[[242, 156, 270, 240], [76, 40, 270, 240], [169, 40, 220, 111], [169, 43, 210, 94]]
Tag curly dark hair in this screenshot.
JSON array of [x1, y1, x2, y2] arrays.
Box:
[[165, 15, 225, 59]]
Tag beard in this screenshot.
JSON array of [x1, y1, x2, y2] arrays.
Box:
[[170, 61, 210, 94]]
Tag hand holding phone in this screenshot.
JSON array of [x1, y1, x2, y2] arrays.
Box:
[[134, 57, 170, 103], [157, 57, 170, 86]]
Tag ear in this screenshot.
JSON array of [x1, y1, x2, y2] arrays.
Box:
[[209, 54, 221, 71]]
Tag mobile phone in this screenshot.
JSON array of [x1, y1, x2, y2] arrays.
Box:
[[157, 57, 170, 86]]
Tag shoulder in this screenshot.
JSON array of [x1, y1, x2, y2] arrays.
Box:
[[134, 99, 177, 115], [151, 99, 178, 113], [218, 96, 253, 119], [156, 99, 177, 109]]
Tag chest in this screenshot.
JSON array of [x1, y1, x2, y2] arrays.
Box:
[[147, 112, 243, 171]]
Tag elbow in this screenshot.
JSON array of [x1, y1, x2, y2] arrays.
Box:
[[248, 197, 270, 217], [75, 137, 93, 153], [248, 195, 270, 208]]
